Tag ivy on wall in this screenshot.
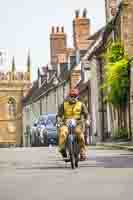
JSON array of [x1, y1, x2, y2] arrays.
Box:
[[102, 41, 129, 108]]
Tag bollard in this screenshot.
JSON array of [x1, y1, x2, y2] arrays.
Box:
[[25, 125, 31, 147]]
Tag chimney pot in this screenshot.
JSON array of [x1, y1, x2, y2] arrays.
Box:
[[51, 26, 54, 33], [61, 26, 64, 32], [56, 26, 59, 32], [83, 8, 87, 18], [75, 10, 80, 18]]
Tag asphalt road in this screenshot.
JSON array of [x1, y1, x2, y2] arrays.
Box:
[[0, 146, 133, 200]]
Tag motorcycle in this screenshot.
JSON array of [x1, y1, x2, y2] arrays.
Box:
[[65, 119, 80, 169]]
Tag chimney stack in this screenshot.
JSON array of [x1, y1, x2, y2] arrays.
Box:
[[73, 9, 90, 50], [50, 26, 67, 66]]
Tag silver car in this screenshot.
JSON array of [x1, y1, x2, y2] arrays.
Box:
[[31, 115, 47, 146]]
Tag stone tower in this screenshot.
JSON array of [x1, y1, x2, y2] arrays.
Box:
[[122, 0, 133, 134], [121, 0, 133, 57], [0, 55, 31, 147], [73, 9, 91, 50], [50, 26, 67, 67]]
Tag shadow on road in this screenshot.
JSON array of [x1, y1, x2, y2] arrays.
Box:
[[96, 154, 133, 168]]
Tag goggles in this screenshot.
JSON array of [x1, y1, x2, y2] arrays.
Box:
[[70, 95, 76, 98]]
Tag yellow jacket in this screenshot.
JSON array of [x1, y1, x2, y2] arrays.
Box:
[[58, 98, 88, 120], [63, 101, 82, 120]]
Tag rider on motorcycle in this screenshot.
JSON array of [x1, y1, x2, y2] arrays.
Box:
[[57, 88, 90, 161]]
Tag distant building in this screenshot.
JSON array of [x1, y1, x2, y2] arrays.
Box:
[[0, 54, 31, 147]]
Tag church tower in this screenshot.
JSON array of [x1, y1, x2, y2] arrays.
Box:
[[0, 55, 31, 147]]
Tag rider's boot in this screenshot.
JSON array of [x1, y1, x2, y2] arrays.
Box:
[[80, 152, 87, 161], [59, 148, 67, 158]]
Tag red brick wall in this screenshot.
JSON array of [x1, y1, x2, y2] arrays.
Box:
[[73, 10, 90, 50], [50, 26, 67, 65]]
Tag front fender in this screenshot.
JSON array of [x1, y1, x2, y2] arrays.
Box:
[[67, 134, 76, 144]]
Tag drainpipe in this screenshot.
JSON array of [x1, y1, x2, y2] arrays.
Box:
[[40, 99, 42, 115], [87, 81, 91, 113], [87, 80, 93, 144], [63, 82, 65, 99], [57, 88, 59, 110], [46, 95, 48, 114]]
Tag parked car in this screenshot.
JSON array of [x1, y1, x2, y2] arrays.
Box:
[[31, 121, 38, 146], [31, 115, 47, 146], [45, 113, 58, 145], [31, 113, 57, 146]]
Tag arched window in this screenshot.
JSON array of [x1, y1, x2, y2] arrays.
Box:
[[8, 97, 16, 118]]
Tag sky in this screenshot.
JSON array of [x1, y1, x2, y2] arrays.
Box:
[[0, 0, 105, 80]]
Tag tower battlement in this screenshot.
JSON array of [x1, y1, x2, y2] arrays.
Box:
[[0, 52, 31, 82], [0, 71, 30, 81]]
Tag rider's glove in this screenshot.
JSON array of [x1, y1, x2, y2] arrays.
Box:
[[56, 116, 63, 128], [56, 123, 61, 128]]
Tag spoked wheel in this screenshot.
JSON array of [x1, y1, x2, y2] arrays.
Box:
[[74, 140, 80, 168], [67, 134, 80, 169], [75, 156, 78, 168], [70, 152, 75, 169], [69, 140, 79, 169], [69, 142, 75, 169]]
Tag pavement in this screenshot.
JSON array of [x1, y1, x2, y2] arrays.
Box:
[[0, 146, 133, 200], [96, 141, 133, 151]]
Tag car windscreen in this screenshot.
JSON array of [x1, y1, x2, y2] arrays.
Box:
[[38, 115, 48, 125], [46, 115, 56, 128]]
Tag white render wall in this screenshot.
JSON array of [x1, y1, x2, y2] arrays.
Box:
[[23, 81, 70, 138], [83, 58, 103, 142], [90, 58, 101, 141]]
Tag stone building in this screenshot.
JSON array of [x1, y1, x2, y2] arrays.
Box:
[[0, 55, 31, 146], [75, 28, 107, 142], [104, 0, 133, 139], [76, 0, 133, 142]]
